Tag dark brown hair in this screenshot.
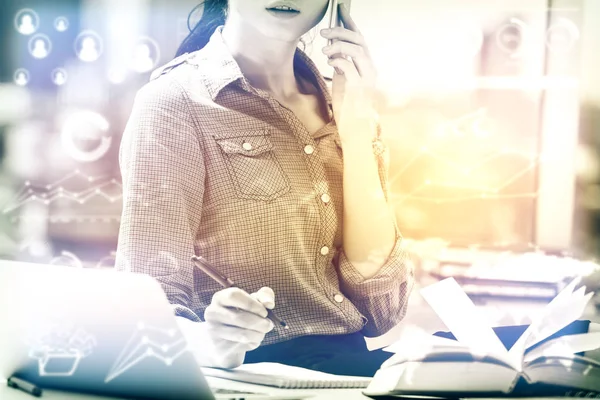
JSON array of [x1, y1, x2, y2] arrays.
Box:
[[175, 0, 228, 57]]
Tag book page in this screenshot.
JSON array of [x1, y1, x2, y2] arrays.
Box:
[[508, 277, 592, 363], [524, 332, 600, 362], [419, 278, 510, 363]]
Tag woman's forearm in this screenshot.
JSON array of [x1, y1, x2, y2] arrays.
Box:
[[341, 137, 396, 280]]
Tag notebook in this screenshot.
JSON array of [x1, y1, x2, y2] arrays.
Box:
[[201, 363, 372, 389]]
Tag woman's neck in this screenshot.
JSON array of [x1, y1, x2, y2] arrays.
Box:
[[221, 17, 301, 101]]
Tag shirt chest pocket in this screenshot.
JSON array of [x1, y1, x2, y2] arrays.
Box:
[[214, 131, 291, 201]]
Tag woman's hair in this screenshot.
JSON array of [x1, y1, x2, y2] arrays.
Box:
[[175, 0, 228, 58]]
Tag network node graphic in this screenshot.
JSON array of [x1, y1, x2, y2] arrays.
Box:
[[105, 322, 187, 383], [129, 37, 160, 74], [52, 68, 68, 86], [14, 9, 39, 35], [14, 68, 30, 86], [390, 108, 543, 205], [55, 17, 69, 32], [28, 34, 52, 59], [75, 31, 103, 62]]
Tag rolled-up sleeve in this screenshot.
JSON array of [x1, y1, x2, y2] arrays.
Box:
[[115, 78, 204, 322], [337, 126, 415, 337], [337, 236, 413, 337]]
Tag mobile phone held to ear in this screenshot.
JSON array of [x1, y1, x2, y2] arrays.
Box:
[[327, 0, 352, 46]]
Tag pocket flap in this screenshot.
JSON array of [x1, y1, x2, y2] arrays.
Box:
[[215, 134, 274, 156]]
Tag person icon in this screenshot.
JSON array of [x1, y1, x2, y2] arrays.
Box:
[[55, 18, 68, 32], [79, 37, 100, 62], [53, 70, 67, 86], [18, 14, 36, 35], [131, 43, 155, 73], [15, 70, 29, 86], [31, 38, 49, 59]]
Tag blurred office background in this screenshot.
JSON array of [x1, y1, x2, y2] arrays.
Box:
[[1, 0, 600, 329]]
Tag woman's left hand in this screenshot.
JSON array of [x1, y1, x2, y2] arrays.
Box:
[[321, 4, 379, 144]]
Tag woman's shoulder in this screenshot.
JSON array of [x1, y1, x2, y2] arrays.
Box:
[[136, 51, 210, 104]]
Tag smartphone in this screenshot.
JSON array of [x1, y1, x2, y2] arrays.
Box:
[[327, 0, 352, 46]]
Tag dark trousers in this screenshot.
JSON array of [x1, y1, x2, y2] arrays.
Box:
[[244, 332, 393, 377]]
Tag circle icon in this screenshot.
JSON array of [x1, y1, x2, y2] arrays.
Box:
[[496, 18, 528, 58], [49, 251, 84, 268], [14, 9, 39, 35], [52, 68, 68, 86], [61, 110, 112, 163], [129, 36, 161, 73], [14, 68, 30, 86], [55, 17, 69, 32], [75, 31, 103, 62], [28, 34, 52, 59], [96, 251, 116, 268], [546, 18, 579, 55]]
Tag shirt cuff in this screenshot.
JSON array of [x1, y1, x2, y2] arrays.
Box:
[[337, 233, 410, 299], [172, 304, 202, 322]]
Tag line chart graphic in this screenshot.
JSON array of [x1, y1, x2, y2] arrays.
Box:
[[2, 170, 122, 224], [105, 322, 187, 383], [387, 107, 554, 205]]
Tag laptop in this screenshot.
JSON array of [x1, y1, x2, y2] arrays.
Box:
[[0, 260, 311, 400]]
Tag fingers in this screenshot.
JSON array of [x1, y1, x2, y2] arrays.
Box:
[[251, 286, 275, 310], [212, 287, 268, 318], [320, 27, 368, 54], [322, 41, 373, 78], [206, 324, 266, 348], [327, 57, 360, 82], [205, 303, 274, 333]]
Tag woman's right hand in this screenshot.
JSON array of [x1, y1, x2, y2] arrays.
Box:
[[203, 286, 275, 368]]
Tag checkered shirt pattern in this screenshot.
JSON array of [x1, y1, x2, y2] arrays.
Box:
[[115, 26, 413, 345]]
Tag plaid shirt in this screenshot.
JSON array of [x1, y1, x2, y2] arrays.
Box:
[[115, 27, 413, 345]]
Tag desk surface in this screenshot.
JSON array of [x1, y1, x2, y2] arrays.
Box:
[[0, 384, 579, 400], [0, 377, 371, 400]]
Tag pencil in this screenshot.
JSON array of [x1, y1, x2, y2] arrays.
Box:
[[191, 255, 289, 330]]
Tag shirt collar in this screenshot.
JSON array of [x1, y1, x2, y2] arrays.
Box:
[[188, 26, 332, 107]]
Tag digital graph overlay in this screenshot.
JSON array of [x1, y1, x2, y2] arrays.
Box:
[[105, 322, 188, 383], [2, 170, 122, 223], [28, 323, 96, 377], [388, 108, 549, 205]]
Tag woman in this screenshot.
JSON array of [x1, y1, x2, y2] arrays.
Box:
[[116, 0, 413, 376]]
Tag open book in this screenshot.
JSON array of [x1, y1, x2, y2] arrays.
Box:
[[201, 363, 371, 389], [364, 277, 600, 398]]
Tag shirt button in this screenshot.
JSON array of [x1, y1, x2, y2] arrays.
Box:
[[320, 246, 330, 256], [242, 142, 253, 151], [320, 193, 331, 204], [334, 294, 344, 303], [304, 145, 314, 155]]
